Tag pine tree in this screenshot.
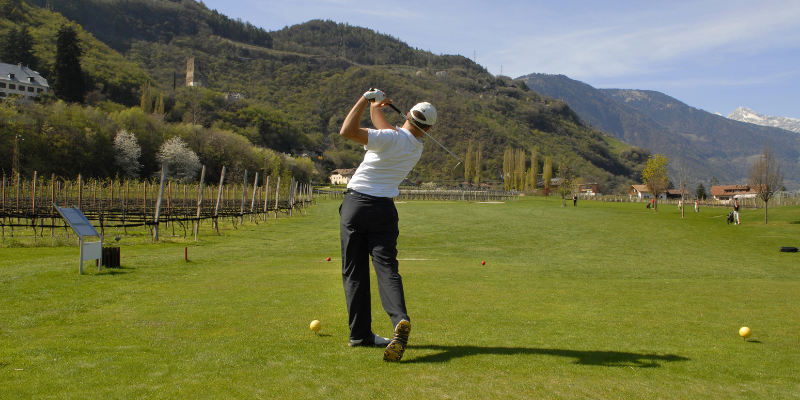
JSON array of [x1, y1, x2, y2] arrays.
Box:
[[0, 26, 37, 69], [0, 27, 19, 64], [16, 26, 38, 70], [696, 183, 707, 200], [52, 24, 85, 104]]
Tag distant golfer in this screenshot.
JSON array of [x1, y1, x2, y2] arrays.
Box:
[[733, 198, 741, 225], [338, 88, 437, 362]]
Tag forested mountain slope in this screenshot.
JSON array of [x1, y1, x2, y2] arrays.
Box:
[[2, 0, 645, 193]]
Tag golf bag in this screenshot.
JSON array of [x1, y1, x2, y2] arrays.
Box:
[[726, 212, 735, 225]]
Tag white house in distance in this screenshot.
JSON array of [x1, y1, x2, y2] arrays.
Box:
[[329, 168, 356, 185], [628, 184, 669, 200], [0, 62, 50, 100], [629, 185, 653, 199]]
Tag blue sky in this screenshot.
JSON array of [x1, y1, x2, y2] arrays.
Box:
[[200, 0, 800, 119]]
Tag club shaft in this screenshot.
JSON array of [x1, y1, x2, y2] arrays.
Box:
[[387, 104, 464, 166]]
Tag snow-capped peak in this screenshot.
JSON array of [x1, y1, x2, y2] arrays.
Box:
[[727, 107, 800, 134]]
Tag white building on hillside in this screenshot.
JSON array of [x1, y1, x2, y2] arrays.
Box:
[[329, 168, 356, 185], [0, 62, 50, 100]]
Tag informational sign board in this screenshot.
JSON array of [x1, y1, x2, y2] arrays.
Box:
[[53, 204, 103, 274], [57, 207, 100, 237]]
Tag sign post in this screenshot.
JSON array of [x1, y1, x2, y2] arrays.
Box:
[[53, 203, 103, 274]]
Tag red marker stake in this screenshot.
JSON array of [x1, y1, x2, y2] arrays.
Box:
[[185, 247, 188, 262]]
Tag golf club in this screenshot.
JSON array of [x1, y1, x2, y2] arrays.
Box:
[[385, 103, 464, 170]]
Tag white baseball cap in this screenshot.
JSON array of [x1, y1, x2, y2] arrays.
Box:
[[410, 102, 437, 126]]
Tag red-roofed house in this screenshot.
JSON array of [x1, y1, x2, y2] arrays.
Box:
[[710, 185, 758, 201]]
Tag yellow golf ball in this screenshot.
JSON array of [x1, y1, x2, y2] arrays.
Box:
[[739, 326, 752, 339], [310, 320, 322, 333]]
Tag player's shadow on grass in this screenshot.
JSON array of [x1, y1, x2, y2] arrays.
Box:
[[409, 345, 689, 368]]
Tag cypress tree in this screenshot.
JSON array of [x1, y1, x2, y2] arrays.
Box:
[[52, 24, 85, 104], [515, 148, 526, 191], [503, 147, 513, 191], [140, 82, 152, 113], [543, 157, 553, 191], [154, 92, 165, 117], [474, 143, 483, 186], [464, 140, 473, 184]]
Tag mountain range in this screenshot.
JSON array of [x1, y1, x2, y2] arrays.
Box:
[[520, 73, 799, 187], [3, 0, 796, 190], [726, 107, 800, 134], [1, 0, 646, 192]]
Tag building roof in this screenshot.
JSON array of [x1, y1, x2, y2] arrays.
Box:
[[710, 185, 758, 197], [629, 184, 649, 193], [0, 63, 49, 87], [330, 168, 356, 176], [666, 189, 691, 195]]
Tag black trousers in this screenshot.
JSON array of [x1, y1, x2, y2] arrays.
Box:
[[340, 189, 409, 340]]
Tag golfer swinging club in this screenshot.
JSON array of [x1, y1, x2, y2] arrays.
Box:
[[338, 88, 436, 362]]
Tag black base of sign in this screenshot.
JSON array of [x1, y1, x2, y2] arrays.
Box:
[[102, 247, 121, 268]]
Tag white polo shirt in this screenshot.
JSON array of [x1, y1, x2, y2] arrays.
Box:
[[347, 127, 423, 198]]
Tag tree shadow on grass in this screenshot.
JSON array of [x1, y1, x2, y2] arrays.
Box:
[[408, 345, 689, 368]]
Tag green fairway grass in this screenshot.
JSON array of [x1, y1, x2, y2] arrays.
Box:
[[2, 198, 799, 399]]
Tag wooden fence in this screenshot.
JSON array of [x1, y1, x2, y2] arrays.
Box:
[[1, 167, 313, 242], [576, 193, 800, 208], [314, 188, 520, 202]]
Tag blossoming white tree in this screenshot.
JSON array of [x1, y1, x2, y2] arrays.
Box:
[[156, 136, 201, 181], [113, 129, 142, 178]]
